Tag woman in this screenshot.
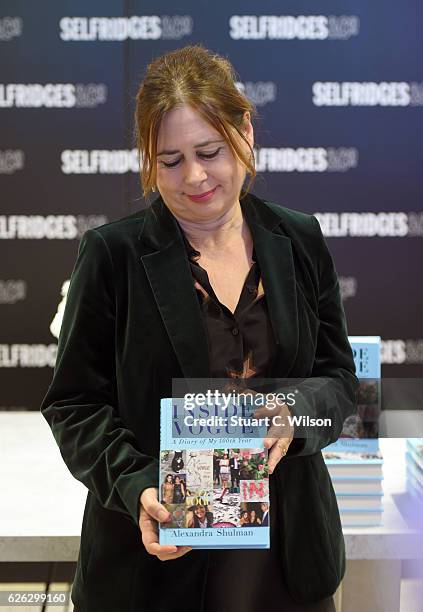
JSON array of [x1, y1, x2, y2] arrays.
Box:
[[213, 451, 220, 485], [40, 44, 357, 612], [172, 475, 186, 503], [161, 473, 174, 504], [248, 509, 261, 526], [216, 452, 230, 503], [187, 504, 214, 529], [239, 510, 250, 527]]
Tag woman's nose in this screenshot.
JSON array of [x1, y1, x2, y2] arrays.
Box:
[[183, 158, 207, 186]]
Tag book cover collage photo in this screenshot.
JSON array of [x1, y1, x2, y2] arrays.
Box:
[[159, 448, 270, 530]]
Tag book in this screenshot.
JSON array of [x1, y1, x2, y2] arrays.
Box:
[[336, 494, 383, 510], [325, 336, 381, 454], [406, 455, 423, 483], [405, 438, 423, 508], [406, 439, 423, 471], [331, 478, 384, 495], [340, 509, 384, 527], [323, 450, 383, 478], [159, 397, 270, 549], [405, 439, 423, 505], [406, 470, 423, 503]]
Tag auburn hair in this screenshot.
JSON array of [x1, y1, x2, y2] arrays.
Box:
[[134, 44, 257, 200]]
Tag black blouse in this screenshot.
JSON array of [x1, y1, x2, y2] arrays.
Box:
[[179, 232, 335, 612], [180, 232, 278, 381]]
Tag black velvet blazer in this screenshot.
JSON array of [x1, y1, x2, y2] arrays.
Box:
[[40, 192, 358, 612]]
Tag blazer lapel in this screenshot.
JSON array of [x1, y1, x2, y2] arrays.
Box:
[[241, 194, 299, 377], [138, 197, 210, 378], [137, 192, 299, 380]]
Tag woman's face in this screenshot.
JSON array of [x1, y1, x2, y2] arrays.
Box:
[[194, 505, 206, 519], [155, 104, 254, 223]]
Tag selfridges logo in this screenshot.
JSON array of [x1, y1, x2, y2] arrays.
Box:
[[59, 16, 192, 40], [0, 280, 27, 304], [0, 17, 22, 41], [314, 212, 423, 237], [0, 345, 57, 368], [236, 82, 276, 107], [254, 147, 358, 172], [312, 82, 423, 106], [0, 215, 108, 239], [61, 149, 139, 174], [61, 147, 358, 174], [0, 150, 24, 174], [229, 15, 359, 40], [0, 84, 107, 108], [381, 340, 423, 365]]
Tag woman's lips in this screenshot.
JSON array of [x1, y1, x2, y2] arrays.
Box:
[[186, 186, 218, 202]]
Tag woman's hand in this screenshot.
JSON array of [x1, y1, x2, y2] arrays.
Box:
[[139, 488, 192, 561], [253, 395, 294, 474]]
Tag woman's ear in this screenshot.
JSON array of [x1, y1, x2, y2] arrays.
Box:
[[242, 111, 254, 149]]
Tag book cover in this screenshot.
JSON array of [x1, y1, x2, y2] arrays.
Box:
[[325, 336, 381, 454], [159, 397, 270, 549]]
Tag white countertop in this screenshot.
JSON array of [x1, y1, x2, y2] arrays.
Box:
[[0, 413, 422, 562], [0, 412, 86, 561]]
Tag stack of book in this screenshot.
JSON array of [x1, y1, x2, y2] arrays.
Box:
[[323, 336, 384, 527], [406, 438, 423, 505], [323, 441, 384, 526]]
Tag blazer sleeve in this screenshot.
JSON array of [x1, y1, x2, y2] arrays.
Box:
[[40, 228, 159, 526], [285, 216, 359, 458]]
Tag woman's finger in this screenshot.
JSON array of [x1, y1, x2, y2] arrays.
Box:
[[263, 414, 293, 450], [157, 547, 193, 561], [140, 487, 171, 523], [139, 493, 193, 560], [140, 510, 192, 559], [140, 508, 177, 555], [268, 438, 291, 473]]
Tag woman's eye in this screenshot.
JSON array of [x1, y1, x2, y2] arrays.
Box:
[[162, 158, 180, 168], [200, 147, 222, 160], [161, 147, 222, 168]]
